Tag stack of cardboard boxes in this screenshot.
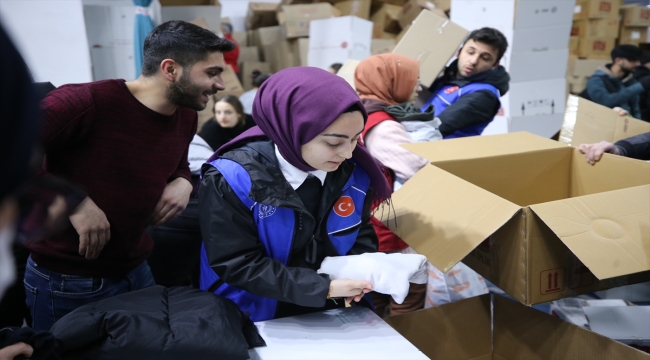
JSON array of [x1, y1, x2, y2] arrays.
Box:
[[619, 4, 650, 47], [571, 0, 620, 60]]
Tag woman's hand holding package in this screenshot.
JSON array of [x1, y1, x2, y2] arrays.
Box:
[[318, 253, 428, 304], [329, 279, 373, 303]]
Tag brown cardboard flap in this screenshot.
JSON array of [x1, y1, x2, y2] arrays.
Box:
[[388, 164, 520, 273], [529, 185, 650, 280], [392, 9, 467, 86], [560, 95, 650, 146], [386, 294, 492, 360], [402, 132, 567, 164], [570, 148, 650, 198], [493, 295, 650, 359]]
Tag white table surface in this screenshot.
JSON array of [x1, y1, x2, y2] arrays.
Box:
[[248, 306, 429, 359]]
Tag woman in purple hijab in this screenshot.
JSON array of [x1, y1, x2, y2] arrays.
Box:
[[197, 67, 391, 321]]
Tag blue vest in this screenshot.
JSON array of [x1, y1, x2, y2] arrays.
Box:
[[422, 82, 500, 139], [199, 158, 371, 321]]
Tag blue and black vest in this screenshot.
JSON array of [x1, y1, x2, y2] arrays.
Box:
[[199, 157, 371, 321], [423, 82, 500, 139]]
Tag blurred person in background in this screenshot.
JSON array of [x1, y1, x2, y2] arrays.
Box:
[[239, 70, 272, 115], [198, 94, 256, 152], [221, 22, 240, 74], [421, 27, 509, 139], [632, 51, 650, 122], [582, 44, 649, 119]]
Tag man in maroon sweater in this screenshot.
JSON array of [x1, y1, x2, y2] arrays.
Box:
[[24, 21, 235, 331]]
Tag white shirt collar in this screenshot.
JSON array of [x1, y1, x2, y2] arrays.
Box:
[[274, 144, 327, 190]]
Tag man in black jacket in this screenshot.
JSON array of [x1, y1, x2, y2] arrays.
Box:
[[421, 27, 510, 138], [579, 131, 650, 164], [633, 52, 650, 122]]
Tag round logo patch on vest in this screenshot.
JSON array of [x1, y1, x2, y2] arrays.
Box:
[[444, 86, 459, 94], [258, 204, 277, 219], [333, 196, 355, 217]]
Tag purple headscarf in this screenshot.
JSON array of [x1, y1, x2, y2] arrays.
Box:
[[210, 66, 391, 202]]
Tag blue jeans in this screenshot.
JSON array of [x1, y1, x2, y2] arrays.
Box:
[[24, 256, 155, 331]]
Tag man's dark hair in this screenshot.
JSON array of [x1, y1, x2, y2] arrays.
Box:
[[252, 72, 272, 88], [641, 51, 650, 65], [464, 27, 508, 63], [611, 44, 643, 62], [141, 20, 235, 76], [330, 63, 343, 74]]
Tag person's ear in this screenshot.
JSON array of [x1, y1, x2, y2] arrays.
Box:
[[160, 59, 180, 82]]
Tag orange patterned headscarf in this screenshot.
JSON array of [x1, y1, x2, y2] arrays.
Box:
[[354, 53, 419, 105]]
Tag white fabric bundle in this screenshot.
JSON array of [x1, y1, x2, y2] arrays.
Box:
[[317, 252, 428, 304]]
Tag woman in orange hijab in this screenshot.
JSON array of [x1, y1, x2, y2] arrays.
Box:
[[355, 53, 429, 317]]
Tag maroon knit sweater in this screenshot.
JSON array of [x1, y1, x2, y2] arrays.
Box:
[[28, 79, 197, 277]]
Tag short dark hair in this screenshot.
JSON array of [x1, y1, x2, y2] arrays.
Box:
[[330, 63, 343, 73], [141, 20, 235, 76], [464, 27, 508, 63], [252, 72, 272, 88], [641, 51, 650, 65], [611, 44, 643, 62], [213, 94, 244, 120]]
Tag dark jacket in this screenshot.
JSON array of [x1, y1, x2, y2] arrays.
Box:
[[198, 140, 377, 319], [615, 131, 650, 160], [632, 66, 650, 122], [198, 114, 255, 152], [426, 59, 510, 137], [50, 286, 264, 360], [584, 64, 644, 119]]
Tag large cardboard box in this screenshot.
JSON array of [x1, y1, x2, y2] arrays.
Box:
[[264, 40, 298, 72], [621, 5, 650, 27], [240, 61, 271, 91], [238, 46, 260, 67], [571, 58, 608, 77], [578, 36, 616, 59], [307, 16, 372, 70], [389, 132, 650, 306], [246, 2, 279, 30], [232, 31, 248, 47], [219, 64, 245, 97], [161, 5, 222, 33], [619, 26, 649, 47], [334, 0, 371, 20], [251, 26, 282, 62], [371, 38, 395, 55], [574, 0, 621, 20], [335, 59, 361, 88], [370, 3, 402, 38], [570, 36, 579, 56], [559, 95, 650, 147], [387, 294, 650, 360], [293, 38, 309, 66], [572, 18, 620, 38], [502, 78, 566, 118], [392, 10, 468, 87], [398, 0, 446, 28], [281, 3, 339, 39]]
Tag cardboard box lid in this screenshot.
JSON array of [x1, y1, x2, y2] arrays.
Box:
[[560, 95, 650, 146], [392, 9, 467, 86], [402, 132, 567, 164], [529, 184, 650, 280], [388, 294, 650, 360], [388, 163, 521, 273], [336, 59, 361, 88]]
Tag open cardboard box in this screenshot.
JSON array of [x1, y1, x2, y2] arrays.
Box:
[[559, 95, 650, 147], [388, 132, 650, 306], [386, 294, 650, 359]]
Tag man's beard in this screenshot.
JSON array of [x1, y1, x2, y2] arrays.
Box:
[[166, 71, 214, 111]]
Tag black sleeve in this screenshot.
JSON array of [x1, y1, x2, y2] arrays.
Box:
[[437, 90, 500, 136], [614, 131, 650, 160], [347, 188, 378, 255], [198, 167, 330, 308]]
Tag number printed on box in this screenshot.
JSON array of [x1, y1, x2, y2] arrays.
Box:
[[540, 268, 565, 295]]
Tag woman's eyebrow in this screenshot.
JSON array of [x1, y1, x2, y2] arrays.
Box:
[[322, 129, 363, 139]]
